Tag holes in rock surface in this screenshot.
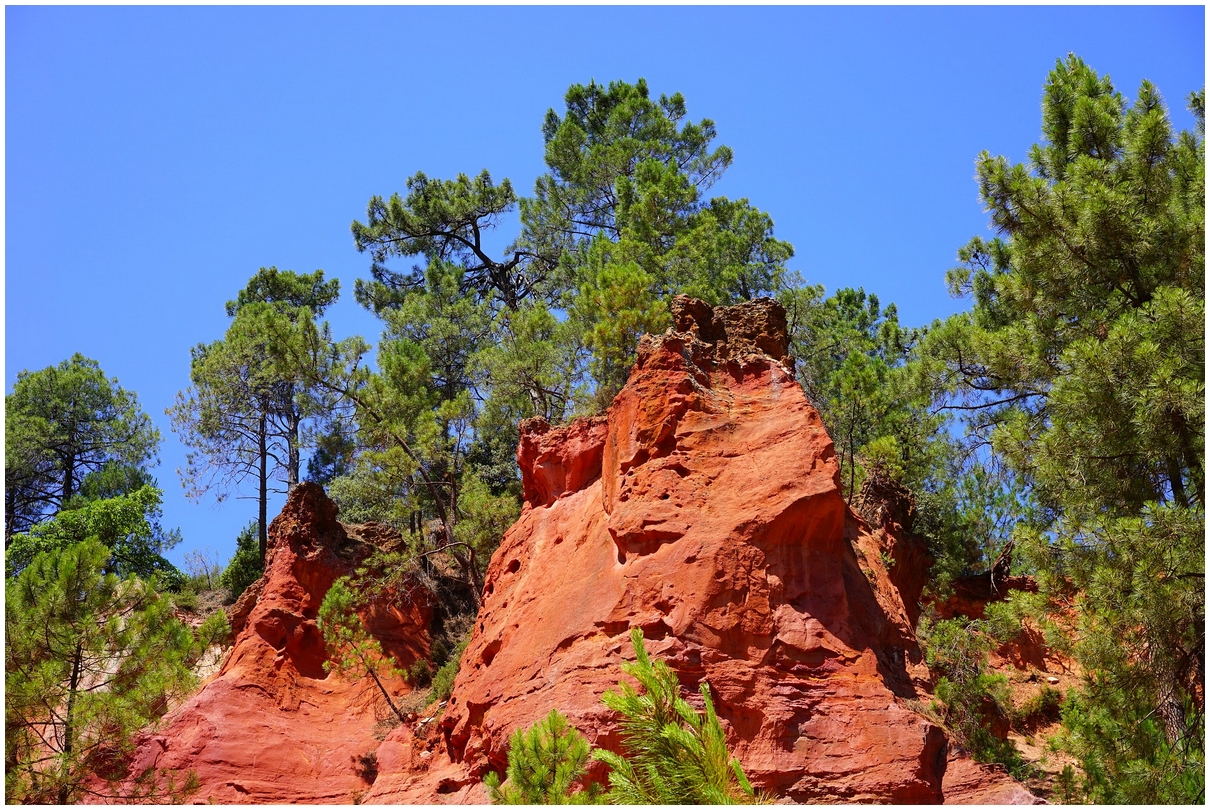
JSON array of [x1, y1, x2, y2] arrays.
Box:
[[659, 493, 671, 500], [667, 462, 691, 478], [481, 638, 502, 667], [506, 559, 521, 574], [436, 780, 461, 795], [640, 618, 672, 641], [598, 620, 631, 638]]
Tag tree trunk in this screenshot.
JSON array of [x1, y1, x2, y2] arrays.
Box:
[[61, 451, 76, 507], [1157, 675, 1188, 748], [58, 638, 84, 804], [286, 384, 300, 489], [258, 412, 268, 564], [360, 650, 407, 723]]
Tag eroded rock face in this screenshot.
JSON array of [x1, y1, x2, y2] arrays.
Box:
[[99, 483, 431, 804], [368, 298, 959, 803]]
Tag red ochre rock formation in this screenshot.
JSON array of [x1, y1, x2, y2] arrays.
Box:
[[100, 297, 1036, 804], [364, 296, 1036, 805], [96, 483, 431, 804]]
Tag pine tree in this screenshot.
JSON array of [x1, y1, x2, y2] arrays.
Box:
[[5, 354, 160, 545], [916, 55, 1204, 801], [485, 710, 601, 804], [5, 540, 201, 803], [317, 577, 408, 723], [594, 630, 760, 804], [170, 268, 341, 561]]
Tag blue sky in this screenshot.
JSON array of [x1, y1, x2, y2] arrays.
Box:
[[6, 5, 1205, 570]]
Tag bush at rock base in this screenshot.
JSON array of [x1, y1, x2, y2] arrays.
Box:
[[487, 630, 759, 805]]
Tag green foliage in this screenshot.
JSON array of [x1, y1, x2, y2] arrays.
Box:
[[917, 616, 1025, 776], [455, 472, 523, 563], [218, 521, 264, 599], [194, 608, 233, 652], [915, 55, 1204, 797], [305, 413, 357, 487], [594, 630, 760, 804], [1057, 682, 1203, 803], [318, 577, 408, 722], [427, 635, 470, 707], [571, 251, 670, 406], [407, 658, 433, 688], [170, 268, 344, 561], [1013, 685, 1063, 730], [6, 482, 184, 587], [485, 710, 601, 804], [5, 354, 160, 542], [5, 540, 200, 803], [225, 266, 340, 317], [1054, 764, 1082, 804], [788, 286, 914, 500], [353, 170, 528, 313]]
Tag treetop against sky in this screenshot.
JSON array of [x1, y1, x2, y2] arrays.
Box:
[[6, 5, 1204, 567]]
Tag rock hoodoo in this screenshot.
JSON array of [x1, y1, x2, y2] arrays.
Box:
[[106, 298, 1037, 804], [365, 297, 1035, 804], [101, 483, 431, 804]]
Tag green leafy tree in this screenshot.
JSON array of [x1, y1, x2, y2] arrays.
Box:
[[915, 55, 1205, 800], [594, 630, 759, 804], [485, 710, 601, 804], [518, 77, 733, 285], [916, 614, 1024, 775], [353, 171, 534, 313], [5, 540, 201, 803], [170, 268, 341, 560], [6, 481, 184, 587], [317, 577, 407, 722], [789, 287, 910, 502], [218, 520, 264, 600], [5, 354, 160, 545]]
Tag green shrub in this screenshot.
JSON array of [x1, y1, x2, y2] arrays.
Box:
[[194, 609, 232, 652], [171, 586, 199, 611], [1054, 764, 1082, 804], [219, 521, 263, 600], [485, 710, 601, 804], [594, 629, 761, 804], [918, 615, 1028, 777], [427, 636, 469, 706], [408, 658, 433, 688], [1014, 685, 1063, 729]]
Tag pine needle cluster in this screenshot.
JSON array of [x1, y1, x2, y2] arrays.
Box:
[[484, 710, 601, 804], [594, 630, 760, 804], [486, 629, 760, 804]]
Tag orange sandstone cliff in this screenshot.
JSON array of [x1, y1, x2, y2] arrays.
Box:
[[364, 297, 1036, 805], [110, 296, 1038, 804], [99, 484, 431, 803]]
